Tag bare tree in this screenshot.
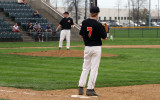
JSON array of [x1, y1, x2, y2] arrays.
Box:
[[115, 0, 122, 23], [50, 0, 58, 9], [63, 0, 83, 24], [130, 0, 147, 25]]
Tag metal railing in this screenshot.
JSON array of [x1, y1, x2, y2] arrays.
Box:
[[41, 0, 81, 30]]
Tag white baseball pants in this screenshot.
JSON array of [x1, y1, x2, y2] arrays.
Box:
[[59, 30, 71, 49], [79, 46, 102, 89]]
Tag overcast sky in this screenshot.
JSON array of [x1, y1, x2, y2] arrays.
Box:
[[98, 0, 158, 9], [51, 0, 158, 9]]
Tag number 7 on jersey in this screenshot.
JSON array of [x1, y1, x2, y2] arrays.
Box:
[[87, 27, 93, 38]]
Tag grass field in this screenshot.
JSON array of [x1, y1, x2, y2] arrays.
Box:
[[0, 38, 160, 91], [0, 99, 10, 100], [0, 38, 160, 48]]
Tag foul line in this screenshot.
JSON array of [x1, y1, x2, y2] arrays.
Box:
[[0, 89, 68, 98]]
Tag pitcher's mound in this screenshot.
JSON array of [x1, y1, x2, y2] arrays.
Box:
[[9, 50, 118, 57]]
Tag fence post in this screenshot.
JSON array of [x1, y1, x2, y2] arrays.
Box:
[[114, 28, 116, 38], [142, 28, 144, 38], [157, 28, 159, 38], [45, 32, 48, 42], [128, 28, 130, 38]]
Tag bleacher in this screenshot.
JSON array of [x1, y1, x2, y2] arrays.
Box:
[[0, 0, 60, 42], [0, 16, 22, 42]]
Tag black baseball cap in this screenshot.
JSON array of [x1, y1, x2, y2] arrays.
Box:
[[63, 11, 69, 15], [90, 6, 100, 13]]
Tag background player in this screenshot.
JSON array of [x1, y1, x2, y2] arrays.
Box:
[[78, 6, 107, 96], [110, 34, 114, 41], [107, 24, 110, 38], [56, 12, 74, 50]]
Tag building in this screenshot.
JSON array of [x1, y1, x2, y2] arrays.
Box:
[[55, 6, 160, 25], [98, 8, 132, 24]]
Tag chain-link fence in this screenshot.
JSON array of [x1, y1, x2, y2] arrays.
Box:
[[110, 27, 160, 38]]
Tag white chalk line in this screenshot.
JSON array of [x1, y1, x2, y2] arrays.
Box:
[[0, 90, 16, 93], [0, 89, 69, 98], [23, 92, 36, 95], [0, 89, 97, 99]]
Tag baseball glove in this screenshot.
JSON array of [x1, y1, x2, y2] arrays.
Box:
[[52, 31, 56, 36], [102, 23, 109, 33]]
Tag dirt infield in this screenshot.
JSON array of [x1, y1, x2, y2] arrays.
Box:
[[0, 84, 160, 100], [8, 50, 118, 57]]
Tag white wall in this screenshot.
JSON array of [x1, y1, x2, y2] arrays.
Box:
[[55, 7, 160, 24], [99, 8, 131, 24]]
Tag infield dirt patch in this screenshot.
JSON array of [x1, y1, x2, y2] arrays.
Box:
[[0, 84, 160, 100], [8, 50, 118, 57]]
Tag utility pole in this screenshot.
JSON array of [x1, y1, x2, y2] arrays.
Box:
[[158, 0, 160, 21], [118, 5, 120, 23], [137, 0, 140, 26], [128, 0, 131, 26], [90, 0, 97, 8], [90, 0, 93, 8], [55, 0, 57, 9], [94, 0, 97, 6], [75, 0, 78, 24], [149, 0, 151, 27], [84, 0, 88, 19]]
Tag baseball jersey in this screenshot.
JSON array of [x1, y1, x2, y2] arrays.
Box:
[[80, 18, 107, 46], [60, 17, 74, 30], [45, 25, 51, 30], [33, 24, 41, 29], [13, 25, 19, 30]]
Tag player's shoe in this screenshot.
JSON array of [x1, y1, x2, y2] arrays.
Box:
[[78, 87, 84, 95], [59, 47, 61, 50], [86, 89, 98, 96], [67, 48, 70, 50]]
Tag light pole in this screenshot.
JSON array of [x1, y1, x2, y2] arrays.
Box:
[[158, 0, 160, 22], [149, 0, 151, 27], [128, 0, 131, 26], [90, 0, 97, 8], [95, 0, 97, 6], [84, 0, 88, 19], [90, 0, 93, 8]]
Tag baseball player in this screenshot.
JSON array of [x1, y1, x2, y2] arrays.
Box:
[[110, 34, 114, 41], [102, 22, 110, 38], [107, 24, 110, 38], [78, 6, 107, 96], [56, 12, 74, 50]]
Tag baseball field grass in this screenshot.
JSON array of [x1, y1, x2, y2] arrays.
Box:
[[0, 38, 160, 91], [0, 38, 160, 48], [0, 99, 10, 100]]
